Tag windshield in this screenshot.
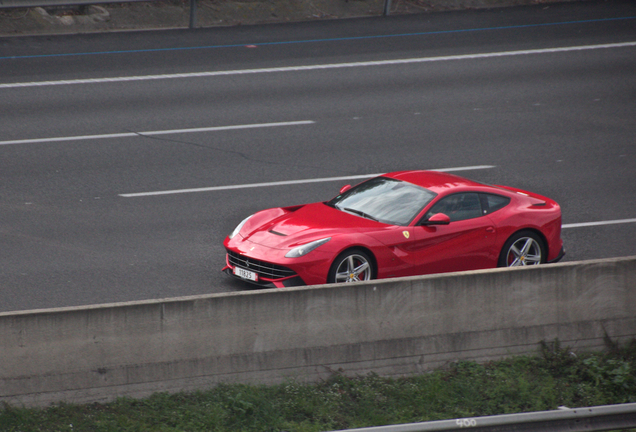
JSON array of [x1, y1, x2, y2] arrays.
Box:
[[327, 177, 437, 226]]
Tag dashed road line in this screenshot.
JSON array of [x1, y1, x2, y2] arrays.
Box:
[[119, 165, 497, 197], [0, 121, 315, 146], [562, 218, 636, 229]]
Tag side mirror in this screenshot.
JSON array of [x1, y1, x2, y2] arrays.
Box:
[[339, 184, 352, 194], [421, 213, 450, 226]]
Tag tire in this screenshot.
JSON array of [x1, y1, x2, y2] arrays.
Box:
[[328, 249, 374, 283], [498, 230, 546, 267]]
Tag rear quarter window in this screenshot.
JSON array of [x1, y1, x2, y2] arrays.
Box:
[[480, 193, 511, 215]]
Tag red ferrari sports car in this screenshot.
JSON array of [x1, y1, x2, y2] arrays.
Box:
[[223, 170, 564, 288]]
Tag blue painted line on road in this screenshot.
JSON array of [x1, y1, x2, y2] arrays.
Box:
[[3, 42, 634, 88], [1, 16, 634, 61]]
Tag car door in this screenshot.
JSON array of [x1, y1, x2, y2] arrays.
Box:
[[408, 192, 498, 275]]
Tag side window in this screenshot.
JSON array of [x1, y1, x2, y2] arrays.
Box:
[[479, 193, 511, 215], [424, 193, 482, 222]]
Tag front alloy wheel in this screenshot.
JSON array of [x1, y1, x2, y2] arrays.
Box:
[[499, 231, 545, 267], [328, 250, 374, 283]]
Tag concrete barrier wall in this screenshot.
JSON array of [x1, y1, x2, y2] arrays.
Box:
[[1, 256, 635, 407]]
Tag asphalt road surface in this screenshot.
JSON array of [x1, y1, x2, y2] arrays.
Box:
[[1, 0, 635, 313]]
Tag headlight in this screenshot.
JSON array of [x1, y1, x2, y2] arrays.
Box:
[[229, 214, 254, 239], [285, 237, 331, 258]]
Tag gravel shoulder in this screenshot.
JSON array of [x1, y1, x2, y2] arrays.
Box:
[[0, 0, 582, 37]]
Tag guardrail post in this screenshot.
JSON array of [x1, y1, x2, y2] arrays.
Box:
[[383, 0, 392, 16], [189, 0, 197, 28]]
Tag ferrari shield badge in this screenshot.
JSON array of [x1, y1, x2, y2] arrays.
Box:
[[402, 231, 410, 239]]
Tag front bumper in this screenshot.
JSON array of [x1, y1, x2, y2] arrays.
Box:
[[223, 251, 307, 288], [222, 266, 306, 288], [223, 231, 335, 286]]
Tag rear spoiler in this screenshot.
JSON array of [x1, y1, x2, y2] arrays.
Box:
[[494, 185, 548, 206]]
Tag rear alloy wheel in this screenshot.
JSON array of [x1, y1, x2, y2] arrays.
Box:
[[498, 231, 546, 267], [328, 250, 374, 283]]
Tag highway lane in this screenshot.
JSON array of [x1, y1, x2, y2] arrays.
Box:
[[1, 0, 635, 81], [1, 0, 635, 312]]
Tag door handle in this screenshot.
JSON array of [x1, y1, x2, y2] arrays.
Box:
[[486, 227, 495, 233]]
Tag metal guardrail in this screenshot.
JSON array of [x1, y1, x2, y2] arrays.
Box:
[[0, 0, 395, 20], [329, 403, 636, 432]]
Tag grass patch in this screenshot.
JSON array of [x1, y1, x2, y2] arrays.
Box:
[[2, 339, 635, 431]]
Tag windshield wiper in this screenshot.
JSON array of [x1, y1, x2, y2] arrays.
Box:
[[343, 207, 378, 222]]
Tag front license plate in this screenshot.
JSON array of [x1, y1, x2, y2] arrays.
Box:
[[233, 266, 258, 282]]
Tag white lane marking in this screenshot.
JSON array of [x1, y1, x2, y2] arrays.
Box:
[[2, 42, 634, 89], [563, 218, 636, 229], [119, 165, 496, 197], [0, 121, 315, 146]]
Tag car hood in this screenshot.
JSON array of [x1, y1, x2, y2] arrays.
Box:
[[240, 202, 381, 249]]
